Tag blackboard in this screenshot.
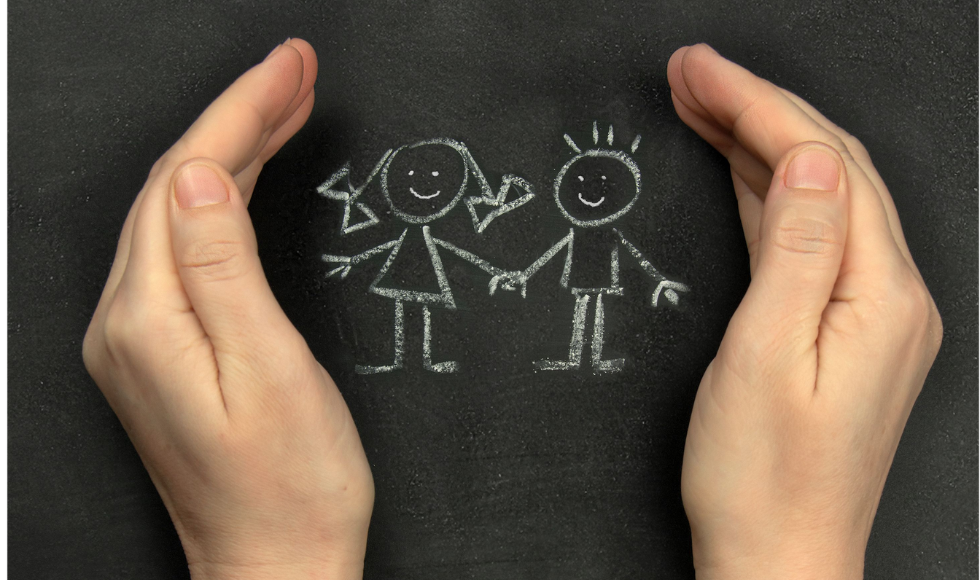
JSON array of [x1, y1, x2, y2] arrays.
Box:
[[8, 1, 977, 578]]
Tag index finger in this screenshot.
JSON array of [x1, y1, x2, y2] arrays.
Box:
[[165, 38, 317, 177], [667, 44, 907, 280], [119, 40, 316, 305], [667, 44, 836, 169]]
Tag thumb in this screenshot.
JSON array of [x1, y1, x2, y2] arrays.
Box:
[[168, 158, 294, 355], [738, 142, 848, 343]]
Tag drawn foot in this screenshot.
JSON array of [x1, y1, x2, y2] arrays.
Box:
[[424, 360, 459, 373], [594, 358, 625, 373], [534, 359, 580, 371], [355, 362, 402, 375]]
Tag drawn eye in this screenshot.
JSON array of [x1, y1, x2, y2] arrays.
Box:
[[431, 171, 439, 177], [408, 170, 414, 176], [577, 175, 584, 182]]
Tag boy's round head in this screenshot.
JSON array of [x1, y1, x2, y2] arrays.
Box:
[[381, 140, 468, 223], [554, 149, 641, 227]]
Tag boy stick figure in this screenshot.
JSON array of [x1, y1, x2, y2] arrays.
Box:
[[493, 123, 689, 372], [320, 138, 533, 374]]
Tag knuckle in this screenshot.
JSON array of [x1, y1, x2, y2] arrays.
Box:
[[841, 132, 870, 160], [178, 239, 252, 282], [874, 269, 943, 353], [147, 156, 168, 182], [816, 134, 858, 166], [889, 275, 931, 326], [770, 215, 842, 258], [82, 320, 105, 376], [102, 295, 186, 365], [927, 306, 944, 356], [101, 298, 137, 363], [824, 133, 848, 153]]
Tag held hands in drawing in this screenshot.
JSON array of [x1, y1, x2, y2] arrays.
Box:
[[82, 40, 374, 580], [652, 280, 688, 307], [670, 45, 942, 578], [489, 271, 528, 296]]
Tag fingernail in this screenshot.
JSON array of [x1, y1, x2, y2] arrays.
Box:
[[265, 42, 286, 61], [174, 165, 229, 209], [784, 147, 840, 191]]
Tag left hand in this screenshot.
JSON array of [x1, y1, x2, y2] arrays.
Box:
[[82, 40, 375, 580]]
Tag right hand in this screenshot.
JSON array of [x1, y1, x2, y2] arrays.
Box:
[[82, 40, 374, 580], [670, 45, 942, 579]]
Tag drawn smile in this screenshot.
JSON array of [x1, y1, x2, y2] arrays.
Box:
[[410, 186, 441, 200], [578, 192, 605, 207]]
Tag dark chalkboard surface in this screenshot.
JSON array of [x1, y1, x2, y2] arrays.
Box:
[[9, 1, 977, 578]]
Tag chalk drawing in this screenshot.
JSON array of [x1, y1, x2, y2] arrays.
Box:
[[319, 127, 689, 373], [494, 123, 689, 373], [317, 152, 391, 234], [318, 138, 534, 234], [320, 139, 532, 373]]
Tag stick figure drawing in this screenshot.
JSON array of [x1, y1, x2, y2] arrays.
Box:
[[319, 138, 534, 374], [492, 123, 689, 373]]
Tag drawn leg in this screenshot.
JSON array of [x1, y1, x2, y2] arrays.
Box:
[[422, 305, 459, 373], [591, 293, 625, 373], [534, 294, 590, 371], [355, 300, 405, 374]]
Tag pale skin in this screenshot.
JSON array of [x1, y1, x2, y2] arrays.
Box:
[[82, 40, 941, 580]]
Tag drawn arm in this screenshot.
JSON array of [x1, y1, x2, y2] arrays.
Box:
[[488, 229, 574, 297], [614, 229, 689, 307], [428, 232, 526, 296], [430, 237, 506, 277], [461, 145, 536, 234], [322, 233, 403, 279], [317, 150, 393, 235]]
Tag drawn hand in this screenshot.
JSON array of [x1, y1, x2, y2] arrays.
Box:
[[652, 280, 689, 307], [669, 45, 942, 578], [489, 271, 527, 297], [323, 254, 354, 279], [82, 40, 374, 580]]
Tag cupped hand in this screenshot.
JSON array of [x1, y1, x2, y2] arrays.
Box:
[[82, 40, 374, 580], [669, 45, 942, 579]]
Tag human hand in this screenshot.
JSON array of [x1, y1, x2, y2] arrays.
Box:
[[82, 40, 374, 580], [669, 45, 942, 579]]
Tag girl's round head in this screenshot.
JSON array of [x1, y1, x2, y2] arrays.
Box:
[[381, 140, 468, 224]]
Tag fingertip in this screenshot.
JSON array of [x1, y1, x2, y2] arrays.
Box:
[[271, 39, 317, 130], [667, 45, 690, 72], [667, 46, 691, 91], [693, 42, 719, 55], [284, 38, 318, 79], [283, 38, 318, 99]]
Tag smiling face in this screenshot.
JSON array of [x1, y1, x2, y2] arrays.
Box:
[[554, 150, 641, 227], [381, 141, 468, 224]]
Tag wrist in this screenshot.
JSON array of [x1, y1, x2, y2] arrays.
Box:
[[189, 557, 364, 580], [181, 523, 370, 580], [692, 534, 865, 580]]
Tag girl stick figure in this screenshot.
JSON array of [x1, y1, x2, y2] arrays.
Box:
[[321, 138, 533, 374], [493, 123, 689, 372]]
